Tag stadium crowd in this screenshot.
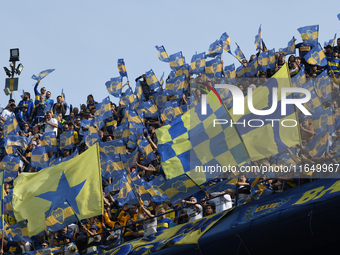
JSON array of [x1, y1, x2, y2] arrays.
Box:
[[1, 33, 340, 254]]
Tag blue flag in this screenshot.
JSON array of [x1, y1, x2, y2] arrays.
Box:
[[105, 76, 123, 98], [31, 69, 55, 81], [190, 52, 206, 75], [155, 45, 170, 62], [6, 220, 31, 242], [45, 200, 79, 232], [118, 59, 128, 78]]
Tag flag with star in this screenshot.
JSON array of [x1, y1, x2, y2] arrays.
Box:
[[12, 143, 103, 236]]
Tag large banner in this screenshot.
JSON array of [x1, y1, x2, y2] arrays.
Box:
[[102, 210, 230, 255], [232, 176, 340, 227]]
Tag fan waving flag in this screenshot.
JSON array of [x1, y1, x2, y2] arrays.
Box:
[[105, 76, 123, 98], [169, 52, 185, 70], [45, 200, 79, 232], [303, 44, 328, 66], [118, 59, 128, 78], [31, 69, 55, 81], [234, 43, 246, 60], [155, 45, 170, 62], [254, 25, 262, 50], [145, 69, 161, 91], [297, 25, 319, 47], [207, 40, 223, 58], [220, 32, 231, 53], [190, 52, 206, 75], [12, 143, 103, 236]]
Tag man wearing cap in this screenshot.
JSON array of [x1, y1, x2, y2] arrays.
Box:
[[83, 224, 101, 254], [63, 234, 77, 255]]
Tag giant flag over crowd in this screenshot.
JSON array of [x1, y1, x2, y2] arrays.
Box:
[[228, 63, 301, 161], [12, 143, 103, 236], [156, 90, 249, 185]]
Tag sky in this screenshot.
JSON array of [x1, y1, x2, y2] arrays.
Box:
[[1, 0, 339, 113]]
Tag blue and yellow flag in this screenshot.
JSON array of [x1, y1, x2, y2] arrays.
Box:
[[59, 130, 74, 151], [174, 64, 190, 79], [6, 220, 31, 242], [279, 37, 296, 56], [312, 107, 335, 135], [245, 56, 259, 76], [84, 126, 101, 148], [136, 100, 160, 118], [229, 63, 301, 161], [297, 25, 319, 46], [31, 147, 49, 169], [99, 139, 126, 156], [114, 121, 130, 143], [93, 96, 112, 129], [117, 59, 128, 78], [205, 56, 222, 78], [149, 174, 201, 205], [121, 87, 135, 106], [155, 45, 170, 62], [262, 39, 268, 51], [134, 80, 145, 102], [304, 44, 327, 66], [0, 155, 21, 180], [161, 100, 183, 125], [104, 173, 122, 194], [165, 75, 188, 96], [207, 40, 223, 58], [254, 25, 262, 50], [190, 52, 206, 75], [5, 135, 30, 152], [113, 175, 136, 206], [41, 132, 58, 153], [12, 143, 103, 236], [234, 43, 246, 60], [105, 76, 123, 98], [48, 154, 62, 167], [314, 69, 332, 102], [338, 13, 340, 21], [121, 148, 139, 170], [3, 115, 20, 137], [236, 65, 245, 78], [31, 69, 55, 81], [138, 138, 157, 165], [156, 93, 250, 185], [301, 87, 323, 115], [291, 67, 307, 87], [220, 32, 231, 53], [224, 64, 236, 83], [45, 200, 78, 232], [306, 128, 329, 157], [145, 69, 161, 91], [258, 48, 276, 72], [101, 153, 125, 180], [169, 52, 185, 70], [153, 90, 168, 110], [324, 33, 337, 47], [215, 83, 234, 109]]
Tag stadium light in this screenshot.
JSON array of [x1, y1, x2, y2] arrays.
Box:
[[16, 63, 23, 75], [9, 48, 19, 62]]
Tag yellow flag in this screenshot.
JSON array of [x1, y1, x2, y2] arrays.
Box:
[[12, 143, 103, 236]]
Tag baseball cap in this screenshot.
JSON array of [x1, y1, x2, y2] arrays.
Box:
[[90, 225, 98, 230]]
